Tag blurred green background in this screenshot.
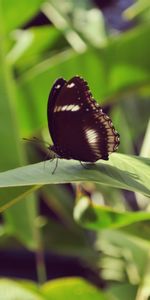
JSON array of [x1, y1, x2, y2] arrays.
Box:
[[0, 0, 150, 299]]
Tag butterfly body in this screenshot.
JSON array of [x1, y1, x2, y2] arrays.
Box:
[[47, 76, 120, 163]]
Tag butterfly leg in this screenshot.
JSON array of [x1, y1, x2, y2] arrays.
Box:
[[43, 152, 54, 170], [79, 161, 89, 169], [51, 157, 59, 174]]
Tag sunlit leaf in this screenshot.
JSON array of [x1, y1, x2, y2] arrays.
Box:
[[0, 279, 43, 300], [74, 197, 150, 230], [42, 277, 108, 300]]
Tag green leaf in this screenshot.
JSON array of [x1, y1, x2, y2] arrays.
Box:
[[19, 23, 150, 116], [43, 218, 96, 260], [2, 0, 44, 33], [96, 229, 150, 278], [0, 186, 37, 212], [124, 0, 150, 20], [0, 153, 149, 197], [42, 277, 108, 300], [107, 283, 138, 300], [0, 279, 43, 300], [0, 278, 109, 300], [74, 197, 150, 230], [42, 1, 107, 48], [4, 195, 38, 250], [8, 26, 62, 71], [17, 24, 150, 137], [0, 7, 38, 249]]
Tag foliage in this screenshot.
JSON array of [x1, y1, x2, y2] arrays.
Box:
[[0, 0, 150, 299]]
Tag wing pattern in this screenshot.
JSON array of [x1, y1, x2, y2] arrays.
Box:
[[47, 76, 120, 162]]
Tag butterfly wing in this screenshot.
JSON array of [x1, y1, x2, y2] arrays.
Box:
[[47, 76, 120, 162], [47, 78, 66, 145]]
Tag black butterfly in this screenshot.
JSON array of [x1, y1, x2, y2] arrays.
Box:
[[47, 76, 120, 171]]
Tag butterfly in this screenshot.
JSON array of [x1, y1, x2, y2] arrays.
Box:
[[47, 76, 120, 172]]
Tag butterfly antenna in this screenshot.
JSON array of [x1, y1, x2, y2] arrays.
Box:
[[23, 137, 50, 147]]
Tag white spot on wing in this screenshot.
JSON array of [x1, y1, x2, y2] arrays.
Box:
[[84, 128, 102, 158], [61, 105, 68, 111], [54, 105, 60, 112], [55, 84, 61, 89], [67, 83, 75, 88], [85, 129, 98, 144], [71, 105, 80, 111], [66, 104, 74, 111], [54, 104, 80, 112]]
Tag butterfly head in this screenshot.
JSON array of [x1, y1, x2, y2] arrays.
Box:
[[47, 145, 60, 159]]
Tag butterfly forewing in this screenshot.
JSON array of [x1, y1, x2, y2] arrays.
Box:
[[47, 76, 120, 162], [47, 78, 66, 145]]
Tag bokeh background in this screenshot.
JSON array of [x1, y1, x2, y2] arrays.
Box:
[[0, 0, 150, 299]]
